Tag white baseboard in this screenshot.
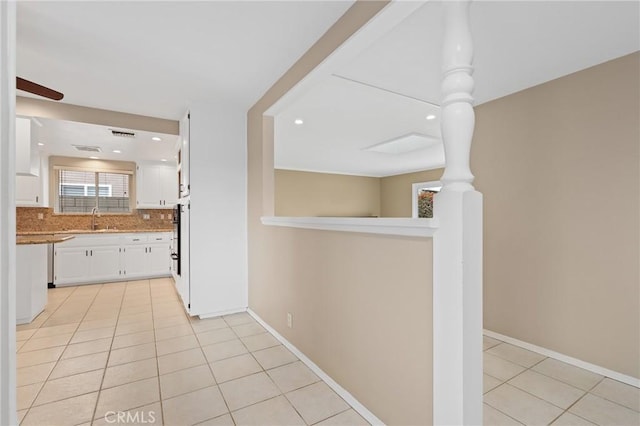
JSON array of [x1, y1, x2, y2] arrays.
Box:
[[198, 306, 247, 319], [247, 309, 385, 426], [484, 329, 640, 388]]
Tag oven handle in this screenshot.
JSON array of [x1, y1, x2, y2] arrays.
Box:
[[170, 253, 179, 260]]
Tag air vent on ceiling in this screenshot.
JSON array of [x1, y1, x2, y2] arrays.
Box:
[[111, 129, 136, 138], [73, 145, 102, 153]]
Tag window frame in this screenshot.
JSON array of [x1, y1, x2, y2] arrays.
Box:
[[54, 167, 133, 214]]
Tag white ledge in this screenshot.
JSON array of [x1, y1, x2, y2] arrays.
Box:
[[261, 216, 438, 237]]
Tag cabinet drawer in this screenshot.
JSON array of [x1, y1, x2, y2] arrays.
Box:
[[123, 235, 148, 244], [56, 234, 122, 248], [147, 233, 171, 243]]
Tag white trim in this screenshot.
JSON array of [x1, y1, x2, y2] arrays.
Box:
[[264, 1, 425, 117], [261, 216, 438, 237], [0, 2, 17, 424], [198, 307, 246, 320], [247, 309, 385, 426], [484, 329, 640, 388]]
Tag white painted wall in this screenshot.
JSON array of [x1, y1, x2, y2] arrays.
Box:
[[188, 102, 248, 316], [0, 2, 17, 424]]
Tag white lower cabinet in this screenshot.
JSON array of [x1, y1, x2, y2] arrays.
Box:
[[89, 246, 121, 282], [121, 234, 172, 280], [54, 232, 171, 286], [121, 245, 148, 279], [148, 243, 171, 276], [52, 247, 92, 285]]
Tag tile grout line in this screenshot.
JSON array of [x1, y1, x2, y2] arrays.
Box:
[[23, 285, 104, 417], [21, 284, 131, 422], [484, 342, 575, 424], [16, 285, 81, 423], [226, 316, 357, 425], [90, 281, 128, 425], [483, 339, 631, 425], [149, 278, 168, 426]]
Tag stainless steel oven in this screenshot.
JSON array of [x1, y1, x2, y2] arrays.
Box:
[[171, 203, 181, 276]]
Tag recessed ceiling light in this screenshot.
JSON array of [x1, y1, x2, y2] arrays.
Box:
[[152, 136, 162, 141], [37, 142, 44, 146], [426, 114, 436, 120], [161, 159, 167, 162], [294, 119, 304, 125], [89, 156, 99, 159], [112, 150, 121, 154]]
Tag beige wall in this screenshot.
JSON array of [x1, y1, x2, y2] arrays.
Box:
[[475, 52, 640, 378], [274, 169, 380, 217], [16, 96, 178, 135], [380, 169, 444, 217], [274, 168, 445, 218], [253, 227, 433, 425], [248, 2, 434, 424]]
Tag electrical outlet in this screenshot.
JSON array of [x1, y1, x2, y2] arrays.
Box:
[[37, 213, 44, 220], [143, 214, 150, 220], [160, 214, 165, 220], [286, 313, 293, 328]]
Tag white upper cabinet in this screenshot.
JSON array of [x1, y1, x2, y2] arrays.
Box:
[[16, 117, 39, 177], [15, 174, 42, 206], [136, 162, 177, 209], [16, 156, 48, 207]]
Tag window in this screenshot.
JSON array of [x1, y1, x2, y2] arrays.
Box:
[[57, 169, 131, 213], [412, 181, 442, 218]]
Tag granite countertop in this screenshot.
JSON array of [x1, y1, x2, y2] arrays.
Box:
[[17, 235, 75, 245], [17, 228, 173, 236]]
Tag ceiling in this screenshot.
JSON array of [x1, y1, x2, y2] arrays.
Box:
[[15, 2, 640, 173], [274, 1, 639, 177], [17, 1, 354, 120], [16, 1, 354, 164], [30, 117, 179, 164]]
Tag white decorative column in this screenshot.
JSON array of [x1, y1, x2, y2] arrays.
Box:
[[0, 1, 17, 425], [433, 0, 483, 425]]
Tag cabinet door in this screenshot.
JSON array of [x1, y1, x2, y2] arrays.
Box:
[[89, 246, 121, 282], [160, 167, 178, 207], [16, 174, 42, 206], [136, 165, 162, 208], [54, 247, 90, 285], [147, 243, 171, 277], [122, 245, 148, 279]]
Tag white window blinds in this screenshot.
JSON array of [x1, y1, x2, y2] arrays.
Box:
[[58, 170, 130, 213]]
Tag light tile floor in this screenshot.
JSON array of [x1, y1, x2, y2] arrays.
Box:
[[16, 278, 369, 426], [15, 278, 640, 425], [482, 335, 640, 425]]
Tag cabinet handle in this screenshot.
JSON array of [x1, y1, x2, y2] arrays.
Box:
[[85, 250, 88, 256], [133, 238, 140, 242], [90, 250, 93, 256], [36, 196, 39, 203], [149, 247, 152, 253], [145, 247, 147, 253]]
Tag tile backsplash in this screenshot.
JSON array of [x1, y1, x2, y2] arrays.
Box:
[[17, 207, 173, 233]]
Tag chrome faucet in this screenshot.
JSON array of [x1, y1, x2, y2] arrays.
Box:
[[91, 207, 99, 230]]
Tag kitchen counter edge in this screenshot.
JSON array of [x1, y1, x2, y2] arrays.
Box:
[[17, 229, 173, 236], [17, 235, 75, 245]]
